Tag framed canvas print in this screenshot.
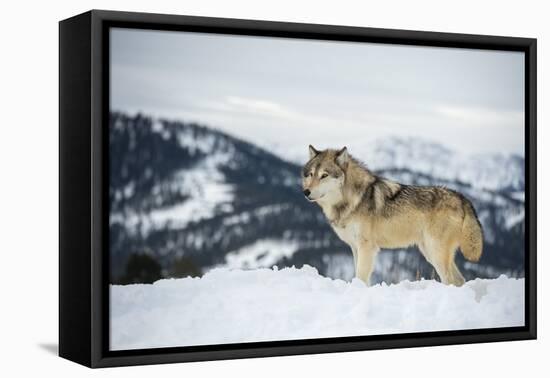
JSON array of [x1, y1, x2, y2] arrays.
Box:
[[59, 10, 537, 368]]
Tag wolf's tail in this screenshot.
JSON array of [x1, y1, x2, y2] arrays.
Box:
[[459, 199, 483, 262]]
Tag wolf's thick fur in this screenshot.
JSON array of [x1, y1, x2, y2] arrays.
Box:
[[302, 146, 483, 286]]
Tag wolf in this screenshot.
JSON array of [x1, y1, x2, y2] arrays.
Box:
[[302, 145, 483, 286]]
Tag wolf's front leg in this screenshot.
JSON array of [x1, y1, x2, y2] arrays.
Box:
[[355, 243, 379, 286]]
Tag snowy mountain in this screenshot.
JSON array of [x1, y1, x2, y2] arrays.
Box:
[[109, 112, 525, 284], [359, 136, 524, 193]]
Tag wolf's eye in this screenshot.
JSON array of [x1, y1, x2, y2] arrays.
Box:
[[303, 171, 311, 178], [320, 173, 329, 179]]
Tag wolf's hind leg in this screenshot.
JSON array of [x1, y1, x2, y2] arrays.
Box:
[[448, 260, 465, 286], [428, 257, 453, 285], [435, 259, 465, 286], [355, 243, 379, 286], [418, 239, 460, 286]]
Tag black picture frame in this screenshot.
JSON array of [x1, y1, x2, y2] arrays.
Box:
[[59, 9, 537, 368]]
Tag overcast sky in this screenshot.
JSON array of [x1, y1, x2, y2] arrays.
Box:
[[110, 28, 525, 159]]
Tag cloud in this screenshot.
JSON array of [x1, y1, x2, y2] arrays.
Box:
[[435, 105, 523, 127], [224, 96, 296, 119], [110, 28, 525, 157]]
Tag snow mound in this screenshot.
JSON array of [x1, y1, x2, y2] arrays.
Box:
[[110, 266, 524, 350]]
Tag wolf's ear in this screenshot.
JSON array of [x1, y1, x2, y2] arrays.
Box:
[[309, 145, 319, 159], [335, 147, 349, 166]]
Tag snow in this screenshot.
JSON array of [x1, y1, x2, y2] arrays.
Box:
[[110, 266, 524, 351], [360, 137, 524, 192], [502, 207, 525, 230], [222, 204, 292, 227], [224, 239, 301, 269], [110, 151, 234, 236], [111, 119, 243, 236]]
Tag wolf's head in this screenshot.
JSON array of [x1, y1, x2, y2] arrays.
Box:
[[302, 145, 349, 203]]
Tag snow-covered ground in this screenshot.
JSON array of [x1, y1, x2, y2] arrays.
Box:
[[110, 266, 524, 350]]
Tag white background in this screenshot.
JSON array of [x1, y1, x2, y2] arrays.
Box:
[[0, 0, 547, 376]]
